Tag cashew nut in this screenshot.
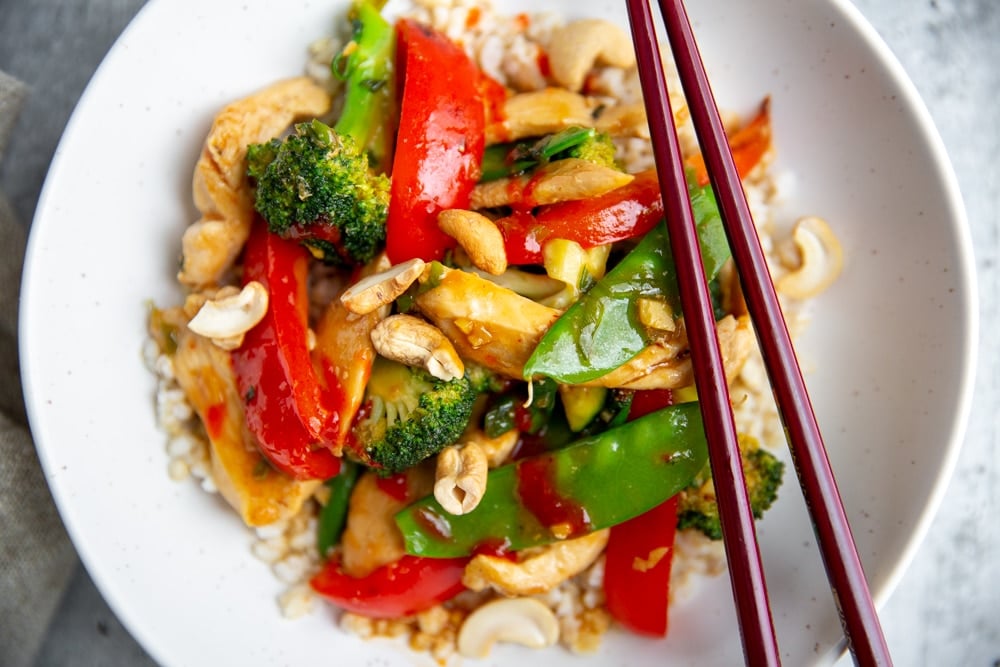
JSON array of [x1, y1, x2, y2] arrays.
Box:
[[370, 314, 465, 382], [463, 428, 520, 468], [547, 19, 637, 93], [434, 443, 489, 515], [462, 529, 609, 596], [776, 216, 844, 300], [438, 210, 508, 275], [457, 597, 560, 659], [187, 281, 268, 350], [339, 258, 426, 315]]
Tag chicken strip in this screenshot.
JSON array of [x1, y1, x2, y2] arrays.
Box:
[[178, 77, 330, 287], [172, 321, 319, 526]]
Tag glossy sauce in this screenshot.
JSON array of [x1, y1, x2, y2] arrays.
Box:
[[511, 168, 547, 209], [375, 471, 411, 502], [464, 6, 481, 29], [479, 74, 508, 138], [413, 506, 453, 541], [515, 456, 592, 539], [472, 537, 515, 560], [510, 431, 551, 461], [627, 389, 675, 421], [204, 402, 226, 440], [536, 50, 551, 79]]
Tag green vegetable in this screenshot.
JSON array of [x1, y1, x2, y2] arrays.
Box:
[[483, 378, 558, 438], [350, 357, 478, 474], [523, 181, 730, 384], [677, 437, 785, 540], [566, 130, 617, 169], [539, 239, 609, 309], [559, 385, 608, 432], [316, 460, 361, 556], [463, 361, 507, 395], [480, 126, 617, 182], [395, 402, 708, 558], [246, 0, 393, 266], [332, 0, 395, 169]]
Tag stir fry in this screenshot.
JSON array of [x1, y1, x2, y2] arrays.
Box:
[[148, 0, 843, 659]]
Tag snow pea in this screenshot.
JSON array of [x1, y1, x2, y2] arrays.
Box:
[[394, 402, 707, 558], [522, 180, 730, 384], [316, 460, 361, 557]]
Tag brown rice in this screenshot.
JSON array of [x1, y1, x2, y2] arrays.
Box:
[[147, 0, 823, 661]]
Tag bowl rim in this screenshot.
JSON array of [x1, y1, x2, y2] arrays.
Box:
[[826, 0, 978, 616]]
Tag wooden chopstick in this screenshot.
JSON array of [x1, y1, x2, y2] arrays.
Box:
[[624, 1, 781, 664], [627, 0, 895, 664]]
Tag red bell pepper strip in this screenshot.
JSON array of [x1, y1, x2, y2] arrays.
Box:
[[231, 219, 341, 480], [688, 98, 772, 187], [626, 388, 676, 421], [604, 495, 680, 636], [603, 389, 679, 636], [385, 19, 486, 263], [496, 100, 772, 266], [310, 553, 468, 619], [496, 168, 663, 265]]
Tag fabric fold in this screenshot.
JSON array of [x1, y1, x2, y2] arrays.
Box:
[[0, 69, 79, 667]]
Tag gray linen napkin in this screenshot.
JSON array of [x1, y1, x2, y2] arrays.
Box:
[[0, 69, 78, 667]]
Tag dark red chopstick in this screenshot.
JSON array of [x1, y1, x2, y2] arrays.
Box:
[[624, 1, 781, 664], [635, 0, 894, 664]]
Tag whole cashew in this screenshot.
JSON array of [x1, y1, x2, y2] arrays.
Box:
[[187, 281, 268, 350], [462, 428, 520, 468], [434, 443, 489, 515], [339, 257, 426, 315], [370, 314, 465, 382], [776, 216, 844, 299], [547, 19, 637, 92], [457, 598, 560, 659], [438, 210, 508, 276]]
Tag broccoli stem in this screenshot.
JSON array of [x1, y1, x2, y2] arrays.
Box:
[[332, 0, 395, 168]]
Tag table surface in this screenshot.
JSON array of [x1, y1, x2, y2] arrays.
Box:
[[2, 1, 997, 665]]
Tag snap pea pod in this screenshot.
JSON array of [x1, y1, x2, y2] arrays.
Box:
[[316, 460, 361, 557], [522, 180, 730, 384], [395, 403, 707, 558]]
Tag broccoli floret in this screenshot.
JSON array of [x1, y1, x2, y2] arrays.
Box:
[[676, 436, 785, 540], [464, 361, 507, 394], [246, 0, 394, 266], [565, 130, 617, 169], [247, 120, 388, 266], [350, 357, 478, 474], [480, 126, 620, 182]]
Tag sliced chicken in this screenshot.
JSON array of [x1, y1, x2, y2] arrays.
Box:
[[178, 77, 330, 287], [172, 323, 319, 526]]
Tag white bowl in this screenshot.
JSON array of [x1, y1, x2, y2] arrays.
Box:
[[20, 0, 976, 665]]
